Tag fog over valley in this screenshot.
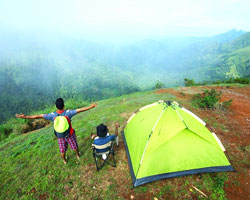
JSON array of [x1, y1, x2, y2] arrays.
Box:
[[0, 0, 250, 123]]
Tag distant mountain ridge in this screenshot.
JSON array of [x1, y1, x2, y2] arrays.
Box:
[[0, 29, 249, 123]]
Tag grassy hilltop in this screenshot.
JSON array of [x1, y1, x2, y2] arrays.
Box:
[[0, 85, 249, 200]]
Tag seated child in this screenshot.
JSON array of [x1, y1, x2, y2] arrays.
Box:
[[92, 123, 119, 157]]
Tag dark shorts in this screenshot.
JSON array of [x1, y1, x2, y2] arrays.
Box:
[[57, 133, 78, 153]]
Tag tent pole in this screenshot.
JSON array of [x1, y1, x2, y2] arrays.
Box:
[[135, 105, 167, 179]]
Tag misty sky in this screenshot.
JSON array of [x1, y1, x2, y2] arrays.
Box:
[[0, 0, 250, 41]]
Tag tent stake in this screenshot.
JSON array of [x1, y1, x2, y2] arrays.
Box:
[[191, 186, 208, 198]]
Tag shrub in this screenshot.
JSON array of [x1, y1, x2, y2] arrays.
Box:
[[0, 124, 13, 140], [155, 81, 165, 89], [184, 78, 195, 87], [192, 89, 221, 109], [192, 89, 233, 110], [213, 80, 222, 84], [234, 77, 249, 84], [211, 77, 250, 85]]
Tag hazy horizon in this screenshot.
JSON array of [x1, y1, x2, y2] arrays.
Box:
[[0, 0, 250, 43], [1, 0, 250, 124]]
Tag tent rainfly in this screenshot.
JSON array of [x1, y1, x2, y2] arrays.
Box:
[[122, 100, 234, 187]]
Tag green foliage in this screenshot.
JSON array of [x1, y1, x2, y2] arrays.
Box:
[[0, 63, 140, 124], [0, 118, 24, 141], [184, 78, 195, 87], [1, 31, 250, 124], [224, 77, 250, 84], [210, 174, 228, 200], [154, 80, 165, 89], [201, 173, 228, 200], [0, 124, 12, 140], [208, 77, 250, 85], [192, 89, 233, 110], [188, 76, 250, 87], [192, 89, 222, 109]]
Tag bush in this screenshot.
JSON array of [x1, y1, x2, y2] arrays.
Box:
[[0, 124, 13, 140], [184, 76, 250, 87], [213, 80, 222, 84], [192, 89, 221, 109], [184, 78, 195, 87], [211, 77, 250, 85], [234, 77, 249, 84], [192, 89, 233, 110], [155, 81, 165, 89]]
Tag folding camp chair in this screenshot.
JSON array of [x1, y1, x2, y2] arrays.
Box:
[[92, 140, 116, 171]]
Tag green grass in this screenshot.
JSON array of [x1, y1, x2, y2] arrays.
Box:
[[0, 89, 231, 199]]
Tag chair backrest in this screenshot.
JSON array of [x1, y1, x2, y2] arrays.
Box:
[[92, 141, 112, 154]]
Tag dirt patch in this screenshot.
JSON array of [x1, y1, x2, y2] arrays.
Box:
[[217, 86, 250, 200], [120, 112, 133, 121], [156, 88, 191, 100], [22, 119, 50, 134], [39, 193, 48, 200]]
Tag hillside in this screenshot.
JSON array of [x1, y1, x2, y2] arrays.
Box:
[[1, 29, 250, 123], [0, 84, 249, 199]]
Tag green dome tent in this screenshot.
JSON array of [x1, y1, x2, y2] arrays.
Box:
[[122, 100, 234, 187]]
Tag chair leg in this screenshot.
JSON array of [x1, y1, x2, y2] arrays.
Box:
[[93, 142, 117, 170], [94, 156, 100, 171], [103, 152, 116, 167], [100, 159, 107, 170], [112, 151, 116, 167]]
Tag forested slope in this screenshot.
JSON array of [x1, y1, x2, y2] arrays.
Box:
[[0, 29, 250, 123]]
